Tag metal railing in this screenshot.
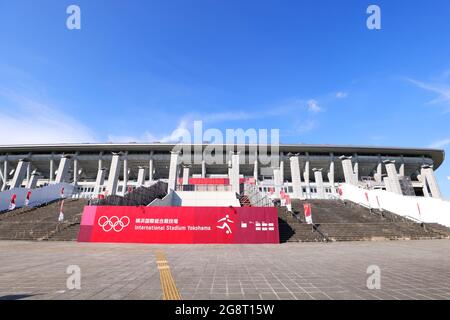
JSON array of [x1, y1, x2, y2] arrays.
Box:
[[243, 184, 274, 207], [286, 207, 330, 242], [93, 181, 168, 206]]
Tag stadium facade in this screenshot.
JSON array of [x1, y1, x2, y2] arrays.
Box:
[[0, 143, 444, 200]]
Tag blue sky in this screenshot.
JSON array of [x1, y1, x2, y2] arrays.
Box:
[[0, 0, 449, 197]]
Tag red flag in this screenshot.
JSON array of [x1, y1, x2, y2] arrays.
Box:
[[304, 203, 313, 224], [25, 190, 31, 206], [285, 194, 291, 205], [8, 194, 17, 211], [365, 192, 372, 209], [58, 200, 65, 222]]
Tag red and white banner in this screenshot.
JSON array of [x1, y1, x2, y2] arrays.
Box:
[[280, 191, 292, 211], [58, 200, 65, 222], [8, 194, 17, 211], [25, 190, 31, 206], [78, 206, 279, 244], [303, 203, 313, 224]]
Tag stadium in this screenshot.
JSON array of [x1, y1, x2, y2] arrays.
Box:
[[2, 1, 450, 304], [1, 142, 450, 301], [0, 142, 449, 239], [0, 142, 445, 197]]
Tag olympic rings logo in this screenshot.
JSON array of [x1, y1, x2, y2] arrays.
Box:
[[98, 216, 130, 232]]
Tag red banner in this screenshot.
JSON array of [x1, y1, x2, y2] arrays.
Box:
[[304, 203, 313, 224], [78, 206, 279, 244]]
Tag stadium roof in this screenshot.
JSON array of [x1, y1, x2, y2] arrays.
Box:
[[0, 143, 444, 168]]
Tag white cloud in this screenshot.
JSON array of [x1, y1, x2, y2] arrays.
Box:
[[336, 91, 348, 98], [429, 138, 450, 149], [202, 111, 257, 123], [110, 97, 327, 142], [107, 120, 191, 143], [0, 90, 96, 144], [406, 77, 450, 112], [307, 99, 322, 113]]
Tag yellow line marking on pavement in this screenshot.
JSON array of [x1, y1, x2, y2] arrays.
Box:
[[155, 250, 182, 300]]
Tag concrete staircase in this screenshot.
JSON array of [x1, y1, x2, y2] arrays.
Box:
[[279, 199, 450, 242], [278, 207, 325, 242], [0, 199, 87, 241]]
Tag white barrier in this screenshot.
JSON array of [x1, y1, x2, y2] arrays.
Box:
[[0, 183, 75, 212], [340, 183, 450, 227]]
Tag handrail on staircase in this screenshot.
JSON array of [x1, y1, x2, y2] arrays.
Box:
[[402, 215, 428, 231], [242, 183, 274, 207], [311, 223, 330, 242], [286, 207, 330, 242]]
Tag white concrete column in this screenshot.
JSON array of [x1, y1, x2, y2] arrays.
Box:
[[10, 159, 30, 188], [422, 165, 442, 199], [149, 158, 154, 182], [384, 160, 402, 195], [418, 168, 430, 198], [383, 177, 392, 193], [49, 156, 54, 183], [201, 160, 206, 178], [137, 166, 146, 187], [374, 159, 383, 183], [1, 160, 8, 191], [273, 168, 282, 197], [26, 171, 40, 189], [98, 152, 103, 171], [123, 155, 128, 194], [289, 155, 303, 199], [0, 160, 7, 190], [313, 168, 325, 199], [182, 165, 190, 185], [340, 156, 357, 185], [303, 155, 310, 198], [168, 151, 180, 191], [327, 154, 335, 194], [399, 157, 405, 177], [55, 156, 71, 184], [94, 168, 106, 195], [253, 158, 258, 181], [26, 162, 31, 185], [280, 160, 284, 185], [231, 153, 240, 193], [353, 154, 359, 183], [73, 157, 78, 184], [0, 162, 4, 190], [105, 153, 122, 196]]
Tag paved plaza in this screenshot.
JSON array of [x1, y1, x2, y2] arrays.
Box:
[[0, 240, 450, 300]]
